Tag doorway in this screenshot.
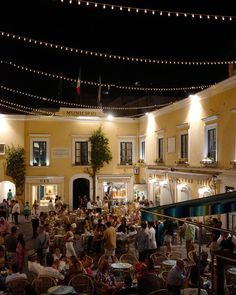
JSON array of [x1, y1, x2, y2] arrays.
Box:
[[73, 178, 90, 210]]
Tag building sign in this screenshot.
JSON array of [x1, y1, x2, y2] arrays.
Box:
[[52, 148, 70, 158], [57, 108, 104, 117]]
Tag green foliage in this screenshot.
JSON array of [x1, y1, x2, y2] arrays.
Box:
[[5, 145, 26, 195], [89, 127, 112, 176]]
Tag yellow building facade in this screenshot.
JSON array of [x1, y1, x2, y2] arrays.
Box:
[[0, 74, 236, 227]]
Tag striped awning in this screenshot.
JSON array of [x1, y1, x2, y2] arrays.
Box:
[[141, 191, 236, 221]]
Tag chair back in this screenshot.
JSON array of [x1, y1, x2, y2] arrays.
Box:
[[98, 254, 118, 267], [168, 251, 182, 260], [7, 278, 30, 295], [159, 271, 169, 288], [69, 274, 94, 294], [120, 253, 138, 265], [32, 275, 57, 294], [148, 289, 169, 295]]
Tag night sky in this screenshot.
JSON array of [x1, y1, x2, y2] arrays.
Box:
[[0, 0, 236, 116]]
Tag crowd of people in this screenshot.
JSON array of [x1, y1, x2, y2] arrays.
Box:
[[0, 192, 235, 294]]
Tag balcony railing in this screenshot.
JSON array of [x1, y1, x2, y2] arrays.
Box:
[[200, 158, 218, 167], [176, 158, 189, 166]]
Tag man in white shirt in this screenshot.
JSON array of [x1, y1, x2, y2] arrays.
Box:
[[27, 249, 44, 275], [147, 221, 157, 256], [41, 255, 64, 281], [5, 263, 27, 284], [12, 201, 20, 225], [96, 196, 102, 214], [87, 198, 93, 211]]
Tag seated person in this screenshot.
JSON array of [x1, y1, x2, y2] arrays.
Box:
[[67, 256, 85, 282], [40, 255, 64, 281], [137, 264, 161, 295], [5, 263, 27, 284], [116, 275, 138, 295], [0, 246, 6, 270], [167, 259, 186, 295], [27, 249, 44, 275], [217, 231, 236, 252], [0, 217, 10, 237], [80, 254, 93, 276], [52, 247, 62, 262], [96, 259, 117, 294]]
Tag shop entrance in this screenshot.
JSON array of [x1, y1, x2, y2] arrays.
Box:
[[73, 178, 90, 210]]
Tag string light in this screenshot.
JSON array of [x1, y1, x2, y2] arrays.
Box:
[[0, 60, 213, 92], [1, 31, 236, 66], [0, 85, 172, 111], [60, 0, 235, 22]]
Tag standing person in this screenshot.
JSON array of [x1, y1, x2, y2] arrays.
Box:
[[183, 218, 196, 257], [86, 198, 93, 211], [163, 218, 174, 254], [155, 220, 164, 250], [12, 200, 20, 225], [103, 221, 116, 256], [23, 201, 30, 221], [7, 189, 13, 202], [3, 199, 9, 221], [96, 196, 102, 214], [136, 221, 149, 262], [48, 199, 54, 213], [147, 221, 157, 258], [31, 201, 40, 239], [36, 226, 49, 266], [16, 233, 26, 272], [64, 224, 77, 259]]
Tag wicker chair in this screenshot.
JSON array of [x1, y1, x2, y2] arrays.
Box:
[[148, 289, 169, 295], [150, 252, 168, 273], [69, 274, 94, 294], [159, 271, 169, 288], [7, 278, 30, 295], [32, 275, 57, 294], [120, 253, 138, 265], [98, 254, 119, 267], [168, 251, 182, 260]]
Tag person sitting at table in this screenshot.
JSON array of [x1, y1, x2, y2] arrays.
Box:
[[41, 254, 64, 281], [96, 259, 117, 295], [27, 249, 44, 275], [93, 223, 105, 268], [166, 259, 186, 295], [137, 264, 161, 295], [217, 231, 236, 252], [5, 263, 27, 284], [0, 246, 6, 270], [80, 254, 93, 276], [66, 255, 85, 282], [117, 217, 127, 234], [115, 274, 138, 295]]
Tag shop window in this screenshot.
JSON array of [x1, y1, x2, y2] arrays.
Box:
[[30, 136, 50, 166], [120, 142, 133, 165], [180, 133, 188, 160], [75, 141, 89, 165]]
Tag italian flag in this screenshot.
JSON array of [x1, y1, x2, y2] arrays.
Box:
[[76, 68, 81, 95]]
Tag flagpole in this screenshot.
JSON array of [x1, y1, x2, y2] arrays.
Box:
[[97, 74, 102, 106]]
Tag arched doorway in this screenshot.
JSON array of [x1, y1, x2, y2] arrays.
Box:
[[73, 178, 90, 210]]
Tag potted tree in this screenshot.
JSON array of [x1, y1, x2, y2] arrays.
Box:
[[89, 127, 112, 201], [5, 145, 26, 209]]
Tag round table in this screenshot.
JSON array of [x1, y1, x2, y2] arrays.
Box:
[[161, 259, 176, 271], [111, 263, 133, 282], [47, 285, 77, 295], [111, 263, 132, 270]]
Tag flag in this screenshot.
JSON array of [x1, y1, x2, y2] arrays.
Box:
[[76, 68, 81, 95]]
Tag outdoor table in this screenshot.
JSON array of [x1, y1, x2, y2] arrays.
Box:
[[111, 262, 133, 282], [47, 285, 77, 295], [161, 259, 176, 271]]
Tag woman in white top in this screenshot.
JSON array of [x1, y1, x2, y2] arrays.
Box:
[[64, 225, 77, 258]]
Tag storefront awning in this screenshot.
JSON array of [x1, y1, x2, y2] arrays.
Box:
[[141, 191, 236, 220]]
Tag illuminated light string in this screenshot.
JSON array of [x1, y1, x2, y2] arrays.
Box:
[[0, 85, 171, 111], [60, 0, 235, 22], [0, 60, 212, 92], [1, 31, 236, 66], [0, 98, 54, 116]]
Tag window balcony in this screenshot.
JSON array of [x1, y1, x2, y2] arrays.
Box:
[[176, 158, 189, 166], [155, 158, 165, 165], [230, 160, 236, 168], [200, 157, 218, 167]]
